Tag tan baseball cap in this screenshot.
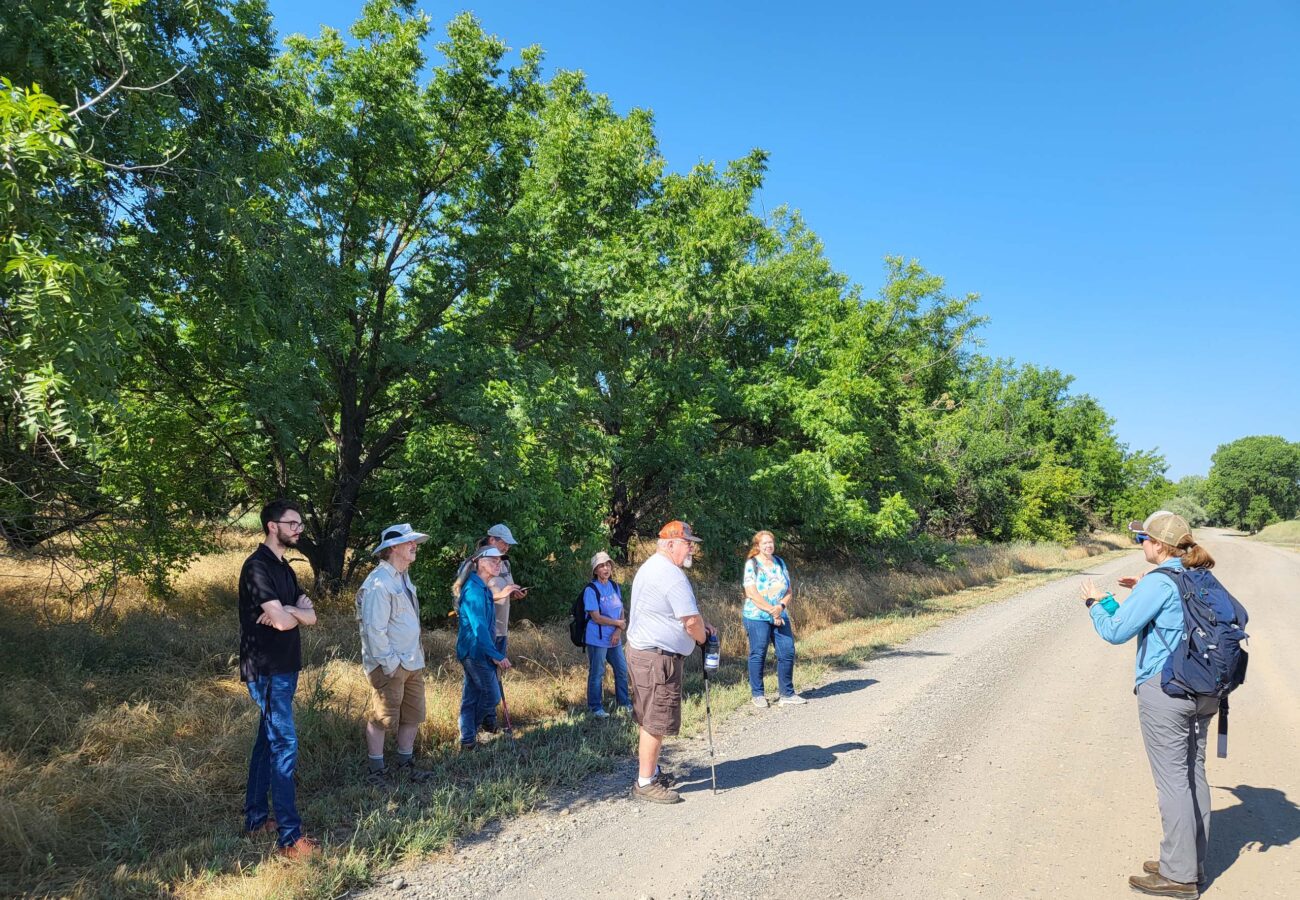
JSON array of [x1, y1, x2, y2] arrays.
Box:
[[1128, 510, 1193, 547]]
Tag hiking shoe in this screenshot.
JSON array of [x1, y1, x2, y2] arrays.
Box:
[[479, 720, 500, 735], [363, 768, 391, 787], [779, 693, 808, 706], [654, 768, 676, 788], [459, 741, 480, 753], [395, 760, 435, 783], [278, 835, 319, 861], [591, 708, 610, 719], [752, 696, 769, 708], [1143, 862, 1206, 885], [246, 816, 277, 836], [632, 780, 682, 804], [1129, 872, 1198, 898]]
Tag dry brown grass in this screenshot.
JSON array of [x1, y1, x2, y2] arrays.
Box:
[[0, 533, 1128, 898]]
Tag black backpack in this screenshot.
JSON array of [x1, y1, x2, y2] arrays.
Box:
[[568, 581, 620, 648]]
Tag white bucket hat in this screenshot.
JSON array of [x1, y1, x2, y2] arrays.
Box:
[[487, 523, 518, 545], [590, 550, 614, 574], [372, 523, 430, 556]]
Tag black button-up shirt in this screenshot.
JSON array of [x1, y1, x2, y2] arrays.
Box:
[[237, 543, 303, 681]]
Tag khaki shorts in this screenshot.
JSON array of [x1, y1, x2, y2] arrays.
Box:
[[627, 646, 684, 737], [367, 665, 426, 730]]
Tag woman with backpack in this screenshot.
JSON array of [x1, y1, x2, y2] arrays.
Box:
[[1080, 510, 1237, 900], [582, 551, 630, 718], [742, 531, 806, 708]]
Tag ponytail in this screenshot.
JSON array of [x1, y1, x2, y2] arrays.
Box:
[[1177, 541, 1216, 570]]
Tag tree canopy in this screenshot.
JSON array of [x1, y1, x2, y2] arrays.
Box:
[[2, 0, 1203, 614]]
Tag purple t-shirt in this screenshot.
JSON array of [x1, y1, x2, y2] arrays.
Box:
[[583, 580, 624, 648]]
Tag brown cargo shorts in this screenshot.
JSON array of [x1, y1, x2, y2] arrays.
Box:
[[627, 646, 684, 737], [366, 664, 426, 730]]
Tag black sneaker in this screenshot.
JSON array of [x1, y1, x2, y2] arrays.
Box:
[[395, 759, 435, 783]]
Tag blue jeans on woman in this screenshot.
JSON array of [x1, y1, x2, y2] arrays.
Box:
[[244, 671, 302, 848], [481, 635, 507, 731], [459, 656, 501, 745], [586, 642, 630, 712], [743, 616, 795, 698]]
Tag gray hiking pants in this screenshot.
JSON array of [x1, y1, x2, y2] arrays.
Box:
[[1136, 674, 1219, 884]]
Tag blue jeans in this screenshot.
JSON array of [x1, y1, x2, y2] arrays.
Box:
[[244, 672, 302, 847], [460, 656, 501, 745], [743, 616, 796, 698], [481, 635, 507, 729], [586, 643, 630, 711]]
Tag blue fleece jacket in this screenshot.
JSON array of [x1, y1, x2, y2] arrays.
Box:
[[456, 572, 505, 662], [1090, 558, 1186, 687]]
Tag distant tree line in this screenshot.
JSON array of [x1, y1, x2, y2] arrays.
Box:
[[9, 0, 1278, 615]]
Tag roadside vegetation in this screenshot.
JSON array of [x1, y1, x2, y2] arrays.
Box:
[[1250, 519, 1300, 546], [0, 533, 1126, 898]]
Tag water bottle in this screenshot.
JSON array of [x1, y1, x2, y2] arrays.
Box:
[[703, 633, 720, 673]]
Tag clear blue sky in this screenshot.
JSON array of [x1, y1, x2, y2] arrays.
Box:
[[268, 1, 1299, 479]]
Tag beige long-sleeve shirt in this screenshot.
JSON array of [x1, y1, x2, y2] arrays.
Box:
[[356, 560, 425, 675]]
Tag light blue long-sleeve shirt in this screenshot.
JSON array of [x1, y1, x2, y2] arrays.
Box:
[[1090, 558, 1186, 687], [456, 573, 506, 662]]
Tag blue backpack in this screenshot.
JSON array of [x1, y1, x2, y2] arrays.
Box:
[[1148, 567, 1249, 700]]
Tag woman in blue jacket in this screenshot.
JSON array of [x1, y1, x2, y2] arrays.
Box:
[[456, 546, 512, 750], [1080, 511, 1218, 900]]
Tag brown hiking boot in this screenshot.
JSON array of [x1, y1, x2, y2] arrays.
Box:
[[1129, 871, 1198, 898], [246, 816, 277, 837], [1143, 861, 1206, 884], [278, 835, 319, 861], [654, 768, 676, 788], [632, 780, 682, 804]]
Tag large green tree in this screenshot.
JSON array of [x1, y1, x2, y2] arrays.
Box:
[[1205, 435, 1300, 532]]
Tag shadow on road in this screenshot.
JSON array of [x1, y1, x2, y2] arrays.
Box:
[[804, 677, 877, 699], [677, 741, 868, 794], [1205, 784, 1300, 884]]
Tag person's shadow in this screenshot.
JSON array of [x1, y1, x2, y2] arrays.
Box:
[[677, 741, 868, 794], [1205, 784, 1300, 883]]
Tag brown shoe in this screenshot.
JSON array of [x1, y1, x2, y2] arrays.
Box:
[[632, 780, 682, 804], [1129, 871, 1198, 898], [1143, 861, 1206, 884], [278, 835, 319, 861], [653, 768, 676, 788], [246, 816, 277, 836]]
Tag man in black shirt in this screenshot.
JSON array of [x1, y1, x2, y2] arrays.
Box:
[[238, 499, 318, 859]]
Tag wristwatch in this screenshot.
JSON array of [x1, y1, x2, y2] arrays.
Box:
[[1084, 596, 1097, 608]]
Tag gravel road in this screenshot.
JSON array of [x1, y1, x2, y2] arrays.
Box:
[[361, 531, 1299, 899]]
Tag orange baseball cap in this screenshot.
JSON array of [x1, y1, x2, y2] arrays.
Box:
[[658, 520, 702, 542]]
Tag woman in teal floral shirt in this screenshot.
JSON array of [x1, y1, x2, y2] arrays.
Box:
[[742, 531, 805, 707]]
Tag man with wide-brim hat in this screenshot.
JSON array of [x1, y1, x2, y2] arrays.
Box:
[[357, 523, 433, 784]]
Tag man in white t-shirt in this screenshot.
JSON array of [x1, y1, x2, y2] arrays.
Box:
[[626, 520, 717, 803]]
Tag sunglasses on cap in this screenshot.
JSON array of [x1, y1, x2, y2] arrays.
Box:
[[1133, 532, 1151, 544]]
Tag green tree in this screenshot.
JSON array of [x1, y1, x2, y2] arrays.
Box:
[[1206, 435, 1300, 531]]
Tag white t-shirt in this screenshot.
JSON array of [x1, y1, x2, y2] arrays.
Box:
[[627, 552, 700, 656]]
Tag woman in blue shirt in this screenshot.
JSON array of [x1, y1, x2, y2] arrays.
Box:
[[456, 547, 512, 750], [742, 531, 805, 708], [583, 551, 630, 717], [1080, 511, 1218, 899]]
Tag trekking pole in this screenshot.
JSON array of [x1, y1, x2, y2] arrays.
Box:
[[702, 634, 720, 794], [498, 673, 516, 738]]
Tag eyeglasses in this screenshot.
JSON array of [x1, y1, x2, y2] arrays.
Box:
[[273, 520, 305, 531], [1133, 532, 1150, 544]]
